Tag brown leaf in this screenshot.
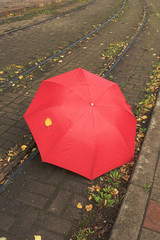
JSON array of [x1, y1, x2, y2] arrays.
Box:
[[85, 204, 93, 211]]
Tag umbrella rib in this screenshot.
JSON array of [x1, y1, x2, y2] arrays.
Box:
[[97, 109, 135, 159]]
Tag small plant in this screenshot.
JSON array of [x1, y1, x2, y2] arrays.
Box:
[[76, 227, 94, 240], [92, 185, 116, 207], [105, 170, 122, 188], [141, 183, 152, 193]]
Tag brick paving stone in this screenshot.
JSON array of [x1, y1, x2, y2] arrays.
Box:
[[1, 131, 19, 143], [0, 124, 10, 135], [39, 214, 72, 235], [1, 106, 22, 114], [143, 200, 160, 233], [0, 213, 15, 231], [8, 126, 27, 136], [0, 147, 6, 156], [0, 116, 17, 126], [49, 190, 72, 214], [14, 118, 29, 129], [17, 190, 48, 209], [26, 179, 56, 197], [7, 102, 25, 111], [14, 96, 28, 104], [1, 141, 14, 151], [3, 112, 22, 121]]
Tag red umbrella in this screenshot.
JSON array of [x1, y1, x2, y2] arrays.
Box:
[[24, 68, 137, 180]]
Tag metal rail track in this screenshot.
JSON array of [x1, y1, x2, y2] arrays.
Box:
[[0, 0, 127, 88], [0, 0, 96, 38], [0, 0, 147, 192]]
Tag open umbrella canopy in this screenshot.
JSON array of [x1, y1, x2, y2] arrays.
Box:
[[24, 68, 137, 180]]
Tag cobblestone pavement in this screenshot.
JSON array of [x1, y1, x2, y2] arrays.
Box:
[[0, 0, 122, 69], [0, 0, 160, 239]]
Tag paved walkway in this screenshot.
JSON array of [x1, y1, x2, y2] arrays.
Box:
[[109, 91, 160, 240], [0, 0, 160, 239]]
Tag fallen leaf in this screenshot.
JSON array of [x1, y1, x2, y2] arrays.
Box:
[[122, 175, 130, 182], [85, 204, 93, 211], [0, 238, 7, 240], [19, 75, 23, 80], [88, 195, 92, 201], [45, 118, 52, 127], [34, 236, 41, 240], [112, 188, 119, 195], [7, 157, 11, 162], [88, 186, 95, 192], [77, 202, 83, 209], [32, 148, 37, 152], [21, 145, 27, 151], [0, 71, 4, 74]]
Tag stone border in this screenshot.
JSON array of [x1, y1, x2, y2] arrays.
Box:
[[109, 90, 160, 240]]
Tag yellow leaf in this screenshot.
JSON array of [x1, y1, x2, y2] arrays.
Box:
[[19, 75, 23, 79], [45, 117, 52, 127], [8, 153, 15, 157], [141, 115, 147, 120], [88, 195, 92, 201], [34, 236, 41, 240], [112, 189, 119, 195], [77, 203, 83, 209], [21, 145, 27, 151], [16, 65, 23, 68], [0, 238, 7, 240], [0, 71, 4, 74], [85, 204, 93, 211]]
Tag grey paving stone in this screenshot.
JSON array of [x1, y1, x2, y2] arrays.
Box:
[[0, 213, 15, 231], [17, 191, 48, 209], [31, 226, 66, 240], [109, 184, 148, 240], [39, 214, 72, 235], [153, 177, 160, 190], [26, 179, 56, 197], [47, 167, 67, 185], [155, 154, 160, 179], [49, 190, 72, 214], [26, 156, 56, 183], [9, 208, 38, 237], [150, 185, 160, 202], [63, 179, 88, 195], [140, 227, 160, 240]]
